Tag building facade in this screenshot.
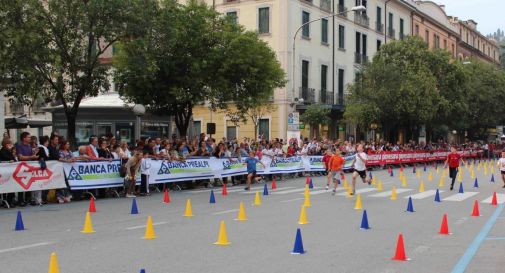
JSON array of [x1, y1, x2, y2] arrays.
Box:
[[455, 18, 501, 65], [191, 0, 414, 141]]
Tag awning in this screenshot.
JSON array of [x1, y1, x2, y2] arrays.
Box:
[[5, 117, 52, 129]]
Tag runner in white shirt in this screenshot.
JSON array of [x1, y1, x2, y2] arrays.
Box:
[[351, 144, 370, 195], [497, 151, 505, 188]]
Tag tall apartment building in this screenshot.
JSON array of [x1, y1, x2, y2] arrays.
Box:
[[454, 18, 501, 65], [191, 0, 414, 141]]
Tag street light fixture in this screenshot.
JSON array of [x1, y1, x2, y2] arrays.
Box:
[[133, 104, 146, 142], [291, 5, 366, 103]]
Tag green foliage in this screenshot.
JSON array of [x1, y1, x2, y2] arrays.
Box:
[[114, 0, 285, 136], [301, 105, 331, 126], [0, 0, 147, 145]]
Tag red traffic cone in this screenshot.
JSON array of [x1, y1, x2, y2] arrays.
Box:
[[305, 176, 310, 185], [222, 183, 228, 196], [439, 214, 450, 235], [340, 173, 345, 180], [491, 192, 498, 206], [163, 189, 170, 204], [388, 166, 392, 174], [400, 166, 404, 172], [471, 200, 480, 216], [88, 198, 96, 213], [392, 233, 408, 261], [271, 178, 277, 190]]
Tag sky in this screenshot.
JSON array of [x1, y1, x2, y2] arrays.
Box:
[[434, 0, 504, 35]]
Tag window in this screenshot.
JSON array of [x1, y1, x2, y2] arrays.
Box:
[[355, 31, 361, 53], [466, 32, 469, 43], [443, 39, 447, 49], [376, 6, 382, 31], [226, 126, 237, 140], [258, 7, 269, 34], [321, 19, 328, 44], [226, 11, 237, 24], [433, 34, 437, 48], [388, 12, 393, 34], [302, 60, 309, 88], [452, 44, 455, 57], [425, 30, 429, 44], [415, 24, 419, 35], [338, 25, 345, 49], [399, 18, 404, 40], [302, 11, 310, 38], [321, 65, 328, 91], [362, 34, 367, 56], [258, 119, 269, 140], [338, 69, 345, 105], [377, 39, 381, 51]]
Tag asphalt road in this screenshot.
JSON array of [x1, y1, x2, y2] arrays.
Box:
[[0, 162, 504, 273]]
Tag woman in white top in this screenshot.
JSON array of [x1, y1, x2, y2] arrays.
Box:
[[351, 144, 370, 195], [497, 151, 505, 188]]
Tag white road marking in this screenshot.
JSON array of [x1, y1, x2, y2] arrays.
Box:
[[443, 192, 479, 201], [125, 222, 168, 230], [336, 188, 376, 196], [369, 189, 412, 198], [481, 193, 505, 204], [406, 190, 444, 200], [241, 186, 295, 194], [188, 186, 263, 194], [270, 187, 321, 195], [0, 242, 53, 254], [212, 209, 239, 215], [280, 198, 305, 203], [301, 189, 343, 195]]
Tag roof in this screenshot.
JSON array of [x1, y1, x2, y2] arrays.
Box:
[[46, 92, 133, 110]]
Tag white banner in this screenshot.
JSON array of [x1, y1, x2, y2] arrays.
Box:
[[62, 160, 130, 189], [0, 161, 66, 194]]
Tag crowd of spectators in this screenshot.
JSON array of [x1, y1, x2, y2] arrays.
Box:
[[1, 130, 503, 208]]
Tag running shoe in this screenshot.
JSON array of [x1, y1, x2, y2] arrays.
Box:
[[244, 187, 250, 191], [332, 189, 336, 195], [325, 185, 329, 190]]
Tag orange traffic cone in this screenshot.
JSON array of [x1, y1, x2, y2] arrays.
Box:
[[392, 233, 408, 261], [491, 192, 498, 206], [439, 214, 450, 235], [88, 198, 96, 213], [163, 189, 170, 204], [271, 178, 277, 190], [471, 200, 480, 217], [222, 183, 228, 196], [305, 176, 310, 185]]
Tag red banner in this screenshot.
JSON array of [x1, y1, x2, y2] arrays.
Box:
[[366, 150, 479, 166]]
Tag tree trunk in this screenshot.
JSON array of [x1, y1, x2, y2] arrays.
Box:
[[66, 111, 77, 150], [174, 104, 192, 138]]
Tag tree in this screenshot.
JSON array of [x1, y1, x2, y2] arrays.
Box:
[[0, 0, 148, 146], [301, 105, 331, 139], [114, 0, 285, 137]]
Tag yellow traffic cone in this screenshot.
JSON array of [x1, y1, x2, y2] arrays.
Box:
[[143, 215, 157, 239], [391, 186, 397, 201], [457, 171, 463, 182], [253, 191, 261, 206], [439, 176, 445, 187], [416, 170, 421, 178], [484, 167, 488, 175], [81, 212, 95, 234], [346, 186, 353, 198], [401, 177, 407, 187], [419, 180, 425, 193], [48, 252, 60, 273], [184, 199, 194, 217], [436, 167, 440, 174], [213, 220, 230, 246], [304, 184, 310, 196], [343, 179, 348, 189], [354, 194, 363, 210], [428, 171, 433, 182], [377, 180, 383, 191], [303, 193, 311, 207], [372, 176, 377, 186], [298, 205, 309, 224], [235, 202, 247, 221]]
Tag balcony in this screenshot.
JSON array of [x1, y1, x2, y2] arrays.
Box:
[[320, 0, 331, 12], [319, 90, 334, 105], [354, 13, 369, 28], [300, 87, 316, 103], [376, 22, 384, 33], [10, 102, 25, 115], [388, 28, 395, 39], [337, 5, 348, 17], [354, 52, 369, 64]]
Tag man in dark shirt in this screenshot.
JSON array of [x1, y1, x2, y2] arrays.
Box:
[[48, 135, 60, 161], [15, 132, 39, 206]]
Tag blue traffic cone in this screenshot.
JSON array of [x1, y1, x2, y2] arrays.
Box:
[[423, 164, 427, 172], [291, 228, 305, 254], [474, 178, 479, 188], [434, 189, 441, 202], [406, 197, 415, 212], [390, 169, 394, 177], [491, 174, 495, 182], [369, 171, 373, 179], [15, 210, 24, 231], [308, 178, 314, 189], [131, 198, 139, 214], [140, 269, 146, 273], [337, 179, 341, 185], [263, 183, 269, 196], [360, 210, 370, 230], [209, 189, 216, 203], [458, 183, 464, 194]]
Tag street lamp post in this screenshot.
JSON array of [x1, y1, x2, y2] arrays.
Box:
[[133, 104, 146, 142], [370, 122, 378, 142], [291, 5, 366, 102]]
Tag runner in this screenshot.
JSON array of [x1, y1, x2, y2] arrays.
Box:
[[244, 151, 265, 191], [351, 144, 370, 195], [323, 149, 333, 190], [497, 151, 505, 188], [443, 146, 466, 190], [328, 149, 345, 194]]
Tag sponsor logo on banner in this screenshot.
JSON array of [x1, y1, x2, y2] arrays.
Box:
[[13, 162, 53, 190], [270, 157, 302, 168], [158, 160, 211, 174], [74, 162, 122, 180]]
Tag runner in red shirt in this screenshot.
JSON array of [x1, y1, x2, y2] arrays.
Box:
[[443, 147, 466, 190], [322, 149, 332, 189]]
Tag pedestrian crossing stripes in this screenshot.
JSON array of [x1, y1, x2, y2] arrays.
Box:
[[301, 188, 345, 196], [369, 189, 412, 197], [406, 190, 444, 200], [443, 192, 479, 201], [269, 187, 321, 195], [241, 187, 296, 194], [336, 188, 377, 196], [481, 193, 505, 204]]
